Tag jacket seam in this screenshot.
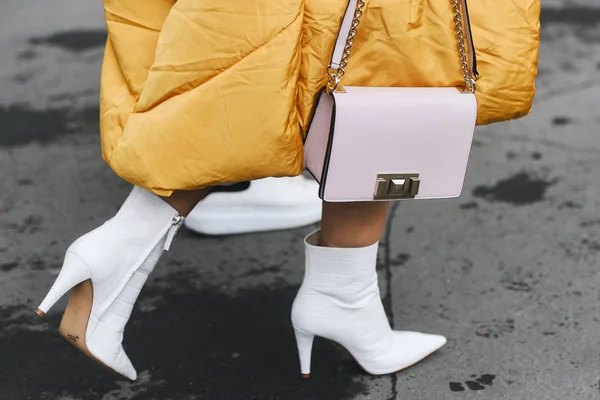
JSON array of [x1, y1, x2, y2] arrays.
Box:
[[133, 10, 303, 114]]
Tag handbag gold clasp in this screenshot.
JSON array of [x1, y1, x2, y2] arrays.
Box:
[[374, 174, 420, 200]]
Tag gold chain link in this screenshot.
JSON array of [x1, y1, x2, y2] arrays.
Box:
[[326, 0, 366, 93], [327, 0, 476, 94], [451, 0, 476, 93]]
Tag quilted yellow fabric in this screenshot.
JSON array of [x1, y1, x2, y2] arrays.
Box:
[[100, 0, 540, 196]]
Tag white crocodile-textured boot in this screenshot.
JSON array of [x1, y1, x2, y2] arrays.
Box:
[[36, 186, 184, 380], [291, 230, 447, 377]]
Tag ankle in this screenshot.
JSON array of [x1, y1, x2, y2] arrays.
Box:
[[161, 187, 212, 216]]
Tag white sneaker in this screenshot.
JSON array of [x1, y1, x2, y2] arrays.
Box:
[[184, 176, 322, 235]]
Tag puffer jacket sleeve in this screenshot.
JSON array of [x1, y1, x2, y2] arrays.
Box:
[[100, 0, 305, 196], [100, 0, 175, 166]]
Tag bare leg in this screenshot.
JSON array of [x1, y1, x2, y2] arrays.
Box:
[[161, 187, 212, 217], [321, 201, 390, 248]]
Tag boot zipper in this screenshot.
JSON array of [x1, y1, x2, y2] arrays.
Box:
[[164, 215, 184, 251]]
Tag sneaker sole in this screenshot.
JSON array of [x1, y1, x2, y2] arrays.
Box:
[[184, 206, 322, 235]]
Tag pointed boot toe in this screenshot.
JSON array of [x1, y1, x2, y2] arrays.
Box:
[[387, 331, 447, 371]]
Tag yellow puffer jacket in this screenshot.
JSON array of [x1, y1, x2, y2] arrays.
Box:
[[100, 0, 540, 196]]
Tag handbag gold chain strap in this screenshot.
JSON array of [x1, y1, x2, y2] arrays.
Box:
[[327, 0, 477, 94]]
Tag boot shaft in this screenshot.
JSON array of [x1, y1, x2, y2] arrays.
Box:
[[302, 231, 381, 304]]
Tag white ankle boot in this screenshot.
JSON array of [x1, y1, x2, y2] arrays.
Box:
[[291, 231, 447, 377], [36, 186, 184, 380]]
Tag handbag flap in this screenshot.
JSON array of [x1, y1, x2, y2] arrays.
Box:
[[321, 86, 477, 201]]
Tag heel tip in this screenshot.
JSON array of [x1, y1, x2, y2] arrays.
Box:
[[35, 309, 46, 317], [301, 373, 310, 379]]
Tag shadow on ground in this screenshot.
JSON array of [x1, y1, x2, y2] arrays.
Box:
[[0, 270, 375, 400]]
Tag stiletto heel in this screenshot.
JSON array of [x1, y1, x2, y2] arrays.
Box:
[[35, 253, 90, 317], [293, 325, 314, 378]]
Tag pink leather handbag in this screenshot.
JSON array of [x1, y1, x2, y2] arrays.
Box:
[[304, 0, 478, 202]]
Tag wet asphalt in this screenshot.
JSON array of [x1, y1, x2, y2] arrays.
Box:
[[1, 1, 600, 399]]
